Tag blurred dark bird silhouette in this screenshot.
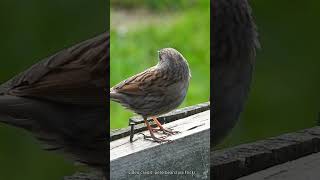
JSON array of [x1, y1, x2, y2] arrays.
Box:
[[0, 32, 109, 176], [212, 0, 259, 148]]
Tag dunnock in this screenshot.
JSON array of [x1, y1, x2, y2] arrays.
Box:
[[110, 48, 191, 143], [212, 0, 259, 147], [0, 32, 108, 176]]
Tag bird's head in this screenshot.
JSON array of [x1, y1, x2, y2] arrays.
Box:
[[157, 47, 191, 78], [158, 48, 185, 64]]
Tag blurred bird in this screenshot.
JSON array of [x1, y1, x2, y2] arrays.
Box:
[[0, 32, 109, 177], [212, 0, 259, 147], [110, 48, 191, 143]]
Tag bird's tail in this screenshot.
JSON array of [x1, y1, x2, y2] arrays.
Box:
[[0, 79, 12, 95], [0, 95, 34, 130], [109, 89, 120, 102], [0, 95, 81, 157]]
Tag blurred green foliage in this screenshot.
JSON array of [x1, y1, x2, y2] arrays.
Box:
[[218, 1, 320, 149], [0, 0, 107, 179], [110, 1, 210, 129], [111, 0, 202, 11]]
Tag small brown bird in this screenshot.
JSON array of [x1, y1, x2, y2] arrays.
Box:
[[0, 32, 109, 177], [110, 48, 191, 143]]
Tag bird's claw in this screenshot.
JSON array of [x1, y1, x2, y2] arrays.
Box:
[[137, 132, 171, 143], [151, 127, 179, 136]]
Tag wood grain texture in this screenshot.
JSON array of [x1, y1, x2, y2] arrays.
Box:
[[212, 126, 320, 180], [110, 110, 210, 180], [237, 152, 320, 180]]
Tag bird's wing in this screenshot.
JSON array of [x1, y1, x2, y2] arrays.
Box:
[[5, 32, 109, 106], [112, 67, 166, 97]]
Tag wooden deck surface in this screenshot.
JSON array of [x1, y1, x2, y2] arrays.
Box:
[[237, 152, 320, 180], [110, 108, 210, 180]]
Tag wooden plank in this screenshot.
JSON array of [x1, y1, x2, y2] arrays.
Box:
[[110, 110, 210, 180], [237, 152, 320, 180], [211, 126, 320, 180], [110, 102, 210, 141]]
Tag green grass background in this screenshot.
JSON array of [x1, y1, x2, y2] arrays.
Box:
[[110, 0, 210, 129]]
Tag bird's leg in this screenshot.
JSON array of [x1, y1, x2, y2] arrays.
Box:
[[141, 118, 170, 143], [150, 116, 179, 135]]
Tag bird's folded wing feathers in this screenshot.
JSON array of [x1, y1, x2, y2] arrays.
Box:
[[3, 32, 109, 106], [111, 68, 166, 97]]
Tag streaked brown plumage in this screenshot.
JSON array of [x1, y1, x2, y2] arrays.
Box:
[[110, 48, 191, 142], [1, 33, 108, 106], [0, 32, 109, 177], [212, 0, 259, 147]]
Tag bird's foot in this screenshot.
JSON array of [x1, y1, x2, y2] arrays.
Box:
[[138, 132, 171, 143], [151, 127, 179, 136], [151, 116, 180, 136]]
